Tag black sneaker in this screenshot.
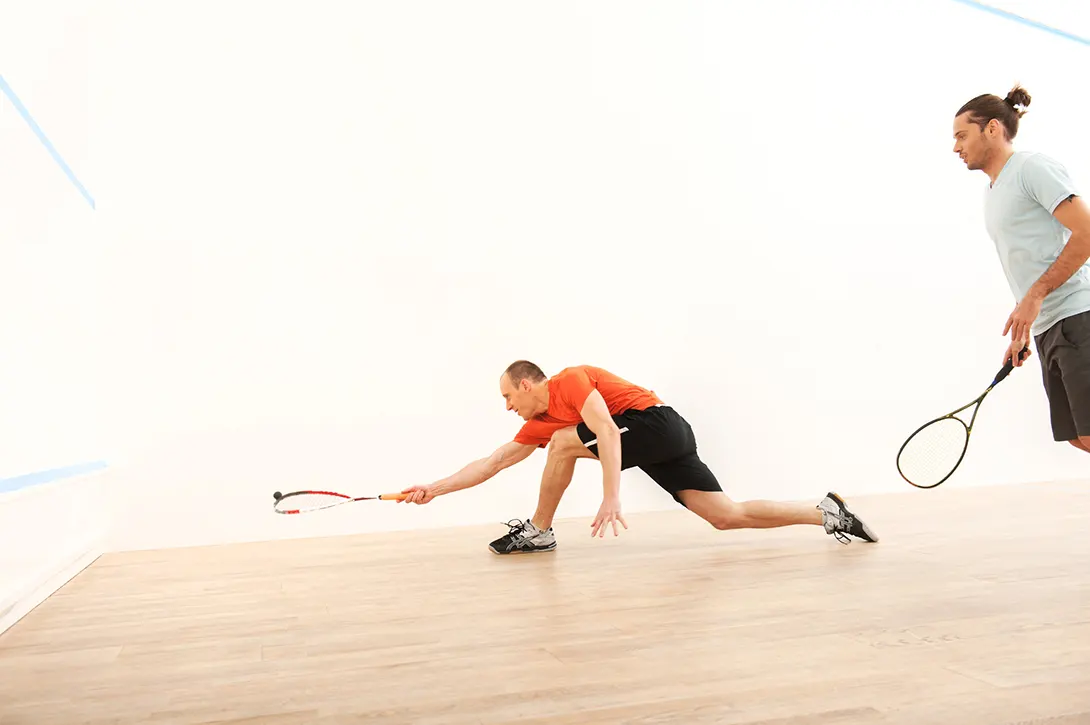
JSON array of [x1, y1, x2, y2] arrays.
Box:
[[488, 518, 557, 554], [817, 492, 879, 544]]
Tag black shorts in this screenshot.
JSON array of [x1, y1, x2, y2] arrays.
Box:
[[1034, 309, 1090, 441], [574, 405, 722, 505]]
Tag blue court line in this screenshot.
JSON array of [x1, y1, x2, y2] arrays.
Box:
[[0, 74, 96, 210], [0, 461, 108, 494], [949, 0, 1090, 47]]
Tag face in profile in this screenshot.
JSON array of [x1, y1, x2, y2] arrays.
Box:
[[953, 113, 1000, 172], [500, 375, 538, 420]]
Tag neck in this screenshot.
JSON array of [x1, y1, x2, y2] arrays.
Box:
[[535, 382, 550, 416], [985, 147, 1015, 184]]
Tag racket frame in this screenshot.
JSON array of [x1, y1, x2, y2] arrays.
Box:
[[896, 399, 976, 489], [896, 347, 1027, 489], [272, 489, 408, 514]]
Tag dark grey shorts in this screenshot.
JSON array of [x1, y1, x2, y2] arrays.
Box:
[[1034, 309, 1090, 441]]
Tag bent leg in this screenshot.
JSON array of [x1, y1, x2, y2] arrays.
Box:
[[531, 426, 598, 530]]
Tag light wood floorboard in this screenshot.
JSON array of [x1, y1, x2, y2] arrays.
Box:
[[2, 480, 1089, 724]]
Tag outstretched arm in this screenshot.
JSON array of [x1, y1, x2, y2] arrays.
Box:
[[401, 440, 536, 504]]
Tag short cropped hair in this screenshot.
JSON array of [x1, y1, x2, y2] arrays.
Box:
[[504, 360, 547, 384]]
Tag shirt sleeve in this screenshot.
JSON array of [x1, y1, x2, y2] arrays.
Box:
[[1022, 153, 1079, 213], [514, 421, 550, 448], [557, 367, 596, 413]]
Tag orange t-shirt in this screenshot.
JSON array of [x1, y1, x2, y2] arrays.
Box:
[[514, 365, 663, 447]]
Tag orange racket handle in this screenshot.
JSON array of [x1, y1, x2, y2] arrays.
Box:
[[379, 493, 410, 501]]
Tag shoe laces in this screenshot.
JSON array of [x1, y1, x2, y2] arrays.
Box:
[[501, 518, 530, 538], [824, 510, 852, 545]]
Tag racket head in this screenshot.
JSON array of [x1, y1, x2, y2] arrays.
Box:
[[273, 490, 353, 514], [896, 416, 970, 489]]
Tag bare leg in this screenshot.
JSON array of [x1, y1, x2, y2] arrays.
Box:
[[531, 454, 576, 530], [677, 489, 822, 530], [531, 427, 597, 530], [1069, 437, 1090, 453]]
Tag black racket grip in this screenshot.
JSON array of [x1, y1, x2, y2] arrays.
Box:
[[994, 346, 1029, 384]]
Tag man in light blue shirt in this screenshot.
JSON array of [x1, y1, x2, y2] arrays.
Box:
[[953, 85, 1090, 451]]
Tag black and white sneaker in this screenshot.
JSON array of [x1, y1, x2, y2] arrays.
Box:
[[488, 518, 557, 554], [817, 492, 879, 544]]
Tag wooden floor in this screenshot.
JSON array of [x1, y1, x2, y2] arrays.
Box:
[[2, 481, 1090, 725]]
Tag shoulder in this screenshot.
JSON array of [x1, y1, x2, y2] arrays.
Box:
[[1018, 151, 1070, 176], [1015, 151, 1078, 206], [550, 365, 595, 387], [550, 365, 597, 408]]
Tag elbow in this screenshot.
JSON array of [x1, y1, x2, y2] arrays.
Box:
[[1069, 227, 1090, 245], [483, 455, 506, 480]]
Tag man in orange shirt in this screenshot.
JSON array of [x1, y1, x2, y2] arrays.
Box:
[[400, 361, 878, 553]]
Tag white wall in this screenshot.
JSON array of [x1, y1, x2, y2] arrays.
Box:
[[1, 0, 102, 479], [0, 470, 109, 636], [0, 0, 107, 633], [76, 0, 1090, 550]]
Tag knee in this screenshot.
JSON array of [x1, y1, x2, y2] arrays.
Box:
[[707, 503, 742, 531], [1072, 436, 1090, 452], [710, 516, 740, 531], [546, 428, 584, 458]]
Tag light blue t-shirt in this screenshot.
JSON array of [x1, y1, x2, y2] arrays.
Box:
[[984, 151, 1090, 335]]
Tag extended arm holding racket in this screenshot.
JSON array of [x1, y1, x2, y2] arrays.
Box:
[[401, 440, 536, 503]]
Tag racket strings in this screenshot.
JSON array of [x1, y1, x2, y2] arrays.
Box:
[[898, 417, 969, 487]]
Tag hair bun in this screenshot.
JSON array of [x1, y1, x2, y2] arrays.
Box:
[[1005, 85, 1032, 115]]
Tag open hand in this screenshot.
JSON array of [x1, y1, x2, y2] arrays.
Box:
[[399, 484, 435, 504], [591, 496, 628, 538], [1003, 294, 1042, 367]]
